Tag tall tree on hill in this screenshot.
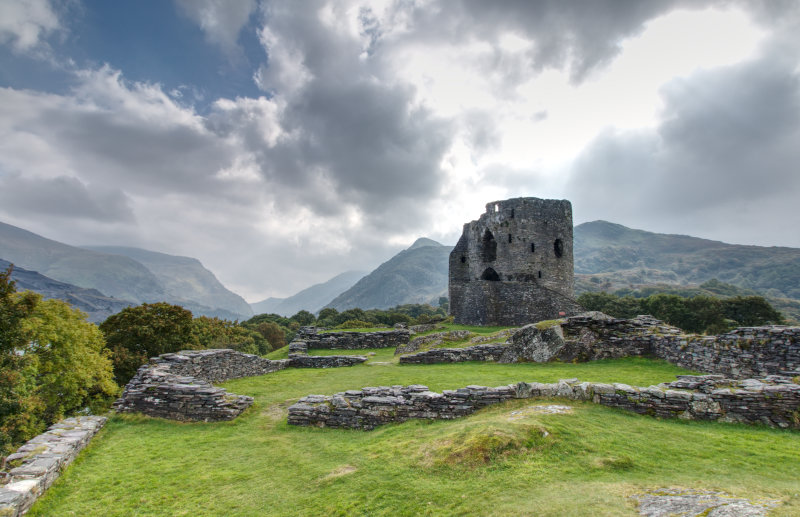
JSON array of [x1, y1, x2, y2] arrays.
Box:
[[100, 302, 199, 385]]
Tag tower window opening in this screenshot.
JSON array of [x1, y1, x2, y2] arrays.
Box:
[[494, 203, 499, 212], [460, 256, 466, 263], [482, 229, 497, 262], [530, 243, 535, 253], [554, 238, 564, 258], [508, 234, 512, 243], [538, 270, 542, 278], [510, 208, 514, 218]]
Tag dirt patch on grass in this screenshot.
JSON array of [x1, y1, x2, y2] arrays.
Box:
[[318, 465, 358, 482], [507, 404, 573, 421]]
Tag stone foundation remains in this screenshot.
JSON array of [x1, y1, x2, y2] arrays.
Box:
[[399, 313, 800, 379], [115, 348, 367, 422], [296, 327, 409, 349], [0, 416, 107, 516], [288, 375, 800, 430]]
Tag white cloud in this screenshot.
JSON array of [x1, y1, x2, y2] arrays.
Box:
[[0, 0, 60, 53], [174, 0, 256, 57]]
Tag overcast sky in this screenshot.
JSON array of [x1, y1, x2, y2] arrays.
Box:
[[1, 0, 798, 302]]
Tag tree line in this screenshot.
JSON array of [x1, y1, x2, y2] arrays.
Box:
[[576, 291, 784, 334]]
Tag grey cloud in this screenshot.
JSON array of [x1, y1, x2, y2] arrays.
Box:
[[35, 105, 237, 198], [567, 46, 800, 246], [388, 0, 707, 83], [248, 3, 453, 227], [0, 174, 135, 222]]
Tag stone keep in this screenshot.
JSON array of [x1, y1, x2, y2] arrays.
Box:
[[449, 197, 582, 325]]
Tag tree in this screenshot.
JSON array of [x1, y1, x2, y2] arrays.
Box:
[[290, 310, 316, 327], [1, 266, 118, 455], [722, 296, 784, 327], [254, 322, 286, 351], [192, 316, 266, 355], [100, 303, 198, 385], [0, 265, 41, 454], [22, 298, 118, 422]]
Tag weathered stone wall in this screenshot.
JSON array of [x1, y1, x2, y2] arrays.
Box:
[[0, 416, 106, 516], [652, 326, 800, 379], [114, 348, 367, 422], [288, 375, 800, 430], [159, 349, 289, 383], [398, 313, 800, 379], [449, 197, 582, 325], [394, 330, 472, 355], [399, 343, 508, 364], [298, 328, 410, 349]]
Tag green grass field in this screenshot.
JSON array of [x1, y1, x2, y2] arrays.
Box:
[[30, 357, 800, 516]]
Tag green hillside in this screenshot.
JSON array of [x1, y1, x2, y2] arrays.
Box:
[[574, 221, 800, 300], [327, 238, 450, 310]]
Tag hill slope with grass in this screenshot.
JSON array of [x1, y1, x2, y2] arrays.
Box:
[[327, 238, 450, 310], [574, 220, 800, 300]]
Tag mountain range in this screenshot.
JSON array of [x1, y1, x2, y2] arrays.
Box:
[[0, 221, 252, 321], [3, 219, 799, 324]]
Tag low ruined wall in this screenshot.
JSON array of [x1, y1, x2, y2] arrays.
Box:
[[298, 328, 410, 349], [653, 326, 800, 378], [0, 416, 106, 516], [158, 349, 290, 383], [395, 330, 473, 356], [288, 355, 367, 368], [288, 375, 800, 430], [114, 347, 367, 422], [397, 313, 800, 379], [399, 343, 507, 364]]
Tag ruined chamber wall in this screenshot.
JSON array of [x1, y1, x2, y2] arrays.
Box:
[[449, 197, 582, 326], [399, 313, 800, 380], [296, 327, 409, 349], [114, 348, 367, 422], [288, 375, 800, 430]]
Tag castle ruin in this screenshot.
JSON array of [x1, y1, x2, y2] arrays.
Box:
[[449, 197, 583, 325]]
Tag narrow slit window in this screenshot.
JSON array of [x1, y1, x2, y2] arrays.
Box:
[[538, 271, 542, 278], [530, 243, 535, 253], [508, 234, 512, 243]]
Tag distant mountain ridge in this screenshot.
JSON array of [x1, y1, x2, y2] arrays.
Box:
[[0, 258, 133, 323], [0, 221, 252, 320], [85, 246, 252, 318], [573, 220, 800, 300], [326, 238, 450, 311], [250, 270, 366, 316]]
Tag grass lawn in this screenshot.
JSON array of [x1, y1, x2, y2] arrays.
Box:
[[30, 357, 800, 516]]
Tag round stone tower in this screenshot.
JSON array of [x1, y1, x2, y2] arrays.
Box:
[[449, 197, 582, 326]]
